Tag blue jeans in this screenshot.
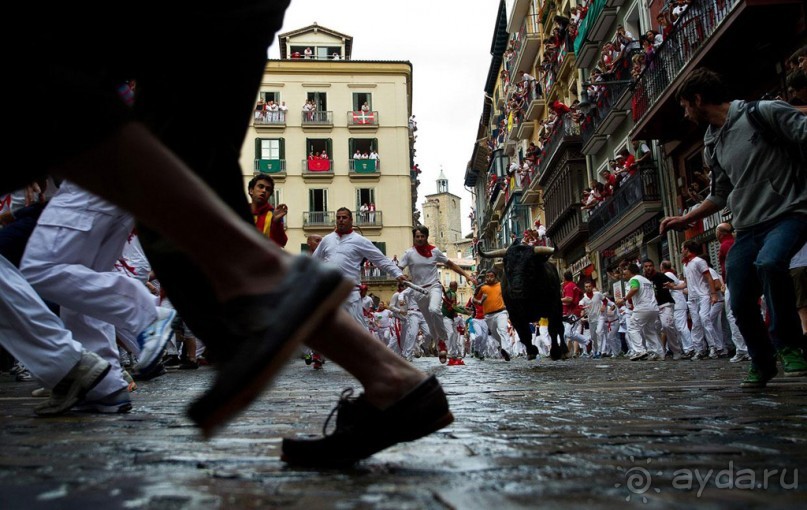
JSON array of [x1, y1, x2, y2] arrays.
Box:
[[725, 215, 807, 370]]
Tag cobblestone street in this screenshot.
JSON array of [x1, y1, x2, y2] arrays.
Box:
[[1, 356, 806, 509]]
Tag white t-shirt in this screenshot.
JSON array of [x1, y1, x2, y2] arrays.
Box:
[[664, 271, 688, 310], [579, 290, 604, 319], [399, 246, 449, 287], [683, 256, 711, 298], [313, 231, 402, 285], [709, 268, 724, 301], [628, 274, 658, 312], [374, 309, 393, 328]]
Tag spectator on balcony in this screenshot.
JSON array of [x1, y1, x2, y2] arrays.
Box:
[[302, 100, 314, 121], [600, 168, 618, 194], [278, 101, 288, 114], [645, 30, 664, 50], [266, 100, 279, 122], [361, 101, 370, 113], [359, 203, 369, 223], [368, 203, 376, 223], [632, 140, 652, 168], [657, 12, 674, 39], [255, 98, 265, 120], [600, 42, 618, 73], [671, 0, 691, 23], [332, 52, 340, 60], [303, 47, 312, 59], [353, 149, 362, 161], [308, 151, 317, 160], [369, 150, 379, 161], [631, 53, 647, 80], [319, 150, 329, 160], [615, 25, 639, 57]]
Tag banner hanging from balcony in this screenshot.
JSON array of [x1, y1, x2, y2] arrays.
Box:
[[352, 111, 375, 125], [353, 160, 377, 173], [307, 159, 331, 172]]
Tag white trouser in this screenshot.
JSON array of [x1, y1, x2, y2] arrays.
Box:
[[485, 310, 510, 350], [708, 301, 726, 351], [673, 306, 693, 352], [588, 314, 604, 354], [402, 309, 428, 360], [723, 287, 748, 353], [377, 325, 398, 354], [627, 309, 664, 356], [658, 304, 682, 355], [413, 285, 447, 347], [564, 320, 588, 347], [602, 320, 621, 355], [535, 324, 551, 356], [21, 194, 157, 398], [0, 255, 83, 387], [470, 317, 490, 355], [343, 289, 368, 329], [688, 294, 720, 353], [442, 316, 462, 357]]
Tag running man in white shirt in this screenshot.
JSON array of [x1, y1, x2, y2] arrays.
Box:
[[618, 263, 664, 360], [313, 207, 404, 328], [398, 225, 476, 364], [579, 281, 605, 358]]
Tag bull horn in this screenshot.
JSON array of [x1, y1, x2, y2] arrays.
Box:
[[478, 247, 508, 258], [533, 246, 555, 255]]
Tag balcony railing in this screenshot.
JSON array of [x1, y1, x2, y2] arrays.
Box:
[[254, 111, 286, 126], [632, 0, 739, 125], [347, 110, 379, 126], [254, 159, 286, 174], [537, 116, 581, 181], [580, 53, 638, 150], [587, 165, 660, 238], [349, 159, 380, 174], [303, 211, 335, 227], [301, 159, 333, 175], [301, 110, 333, 125], [354, 210, 383, 228]]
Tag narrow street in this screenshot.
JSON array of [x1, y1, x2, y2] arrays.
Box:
[[1, 356, 805, 509]]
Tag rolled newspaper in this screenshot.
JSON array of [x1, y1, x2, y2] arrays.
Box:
[[403, 281, 429, 296]]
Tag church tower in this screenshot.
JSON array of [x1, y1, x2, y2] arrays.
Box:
[[422, 168, 463, 255]]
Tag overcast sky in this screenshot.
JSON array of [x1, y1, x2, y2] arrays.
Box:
[[269, 0, 502, 236]]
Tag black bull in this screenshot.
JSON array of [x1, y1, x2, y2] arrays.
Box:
[[479, 243, 568, 360]]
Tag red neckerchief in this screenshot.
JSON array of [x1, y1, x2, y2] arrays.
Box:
[[253, 202, 274, 233], [337, 228, 353, 237], [682, 253, 695, 266], [415, 244, 435, 258]]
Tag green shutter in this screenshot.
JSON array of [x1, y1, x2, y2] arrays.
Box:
[[279, 138, 285, 159], [327, 138, 333, 159], [255, 138, 262, 159], [353, 93, 359, 111]]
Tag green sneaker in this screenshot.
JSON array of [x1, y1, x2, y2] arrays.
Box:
[[741, 365, 778, 388], [778, 346, 807, 377]]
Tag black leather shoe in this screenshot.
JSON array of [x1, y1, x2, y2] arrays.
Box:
[[187, 256, 353, 437], [281, 375, 454, 467]]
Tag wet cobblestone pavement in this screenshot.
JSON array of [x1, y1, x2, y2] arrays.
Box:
[[1, 356, 806, 509]]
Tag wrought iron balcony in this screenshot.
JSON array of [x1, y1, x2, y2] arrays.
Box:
[[303, 211, 335, 228], [537, 116, 582, 185], [632, 0, 738, 128], [301, 110, 333, 126], [254, 159, 286, 174], [347, 110, 379, 127], [301, 159, 333, 178], [254, 111, 286, 127], [587, 165, 662, 241], [354, 210, 383, 228]]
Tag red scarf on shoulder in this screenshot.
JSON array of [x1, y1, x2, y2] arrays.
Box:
[[253, 202, 274, 233], [415, 244, 436, 258]]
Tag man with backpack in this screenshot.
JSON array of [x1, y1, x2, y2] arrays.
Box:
[[660, 68, 807, 388]]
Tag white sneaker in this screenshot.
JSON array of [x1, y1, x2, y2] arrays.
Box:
[[136, 307, 176, 375], [630, 351, 649, 361], [730, 352, 751, 363]]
